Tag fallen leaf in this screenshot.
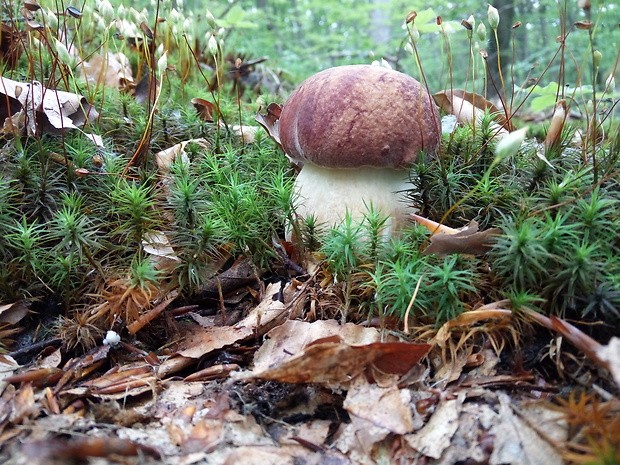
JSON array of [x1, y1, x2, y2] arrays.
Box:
[[255, 103, 282, 148], [250, 336, 430, 385], [521, 308, 610, 373], [81, 132, 104, 147], [126, 292, 177, 334], [544, 99, 566, 152], [488, 393, 563, 464], [0, 301, 29, 324], [0, 355, 19, 394], [433, 89, 515, 132], [0, 77, 98, 136], [9, 382, 38, 424], [79, 52, 134, 90], [334, 415, 391, 463], [168, 281, 304, 363], [252, 319, 383, 373], [22, 437, 161, 461], [405, 397, 463, 459], [231, 124, 258, 144], [412, 214, 501, 256], [191, 97, 217, 122], [433, 303, 513, 348], [4, 368, 64, 388], [344, 377, 414, 434], [142, 231, 180, 262], [154, 138, 210, 172]]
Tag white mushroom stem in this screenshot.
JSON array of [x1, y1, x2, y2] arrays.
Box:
[[292, 162, 414, 238]]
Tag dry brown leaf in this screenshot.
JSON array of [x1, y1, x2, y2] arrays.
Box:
[[207, 445, 309, 465], [433, 305, 513, 348], [79, 52, 134, 89], [0, 301, 29, 325], [250, 336, 430, 385], [412, 214, 501, 256], [544, 99, 566, 151], [405, 397, 463, 459], [9, 382, 38, 424], [154, 138, 210, 172], [334, 415, 391, 463], [21, 437, 161, 462], [142, 231, 180, 264], [488, 393, 563, 464], [126, 292, 177, 334], [433, 89, 515, 132], [255, 103, 283, 148], [170, 281, 304, 362], [0, 355, 19, 394], [253, 319, 383, 373], [231, 124, 258, 144], [344, 377, 414, 434], [0, 77, 98, 136], [191, 97, 217, 123]]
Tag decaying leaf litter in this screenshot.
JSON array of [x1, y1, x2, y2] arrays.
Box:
[[1, 2, 619, 465]]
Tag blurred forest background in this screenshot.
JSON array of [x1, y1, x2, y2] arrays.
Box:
[[169, 0, 619, 107]]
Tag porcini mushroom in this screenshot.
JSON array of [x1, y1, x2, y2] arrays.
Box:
[[278, 64, 441, 238]]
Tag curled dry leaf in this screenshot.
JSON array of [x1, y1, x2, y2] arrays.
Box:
[[0, 300, 29, 325], [250, 328, 430, 386], [487, 393, 564, 464], [433, 302, 513, 348], [126, 292, 177, 334], [255, 103, 282, 148], [155, 138, 210, 172], [191, 97, 217, 123], [0, 77, 98, 136], [252, 319, 385, 373], [433, 89, 515, 134], [79, 52, 134, 90], [157, 281, 306, 377], [231, 124, 258, 144], [142, 231, 180, 263], [23, 0, 41, 11], [0, 354, 19, 392], [544, 99, 566, 151], [412, 214, 501, 256], [406, 398, 463, 459], [344, 378, 414, 434], [81, 132, 104, 147], [22, 437, 161, 462]]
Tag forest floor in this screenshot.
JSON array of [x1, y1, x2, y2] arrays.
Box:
[[1, 270, 619, 465]]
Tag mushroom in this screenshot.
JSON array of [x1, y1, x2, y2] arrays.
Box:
[[278, 64, 441, 238]]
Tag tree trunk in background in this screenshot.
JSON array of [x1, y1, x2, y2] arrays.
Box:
[[486, 0, 514, 105], [538, 3, 549, 47], [370, 0, 391, 47]]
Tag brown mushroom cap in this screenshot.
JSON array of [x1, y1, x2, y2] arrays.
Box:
[[279, 64, 441, 169]]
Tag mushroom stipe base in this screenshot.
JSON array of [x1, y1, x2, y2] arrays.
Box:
[[290, 162, 414, 239]]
